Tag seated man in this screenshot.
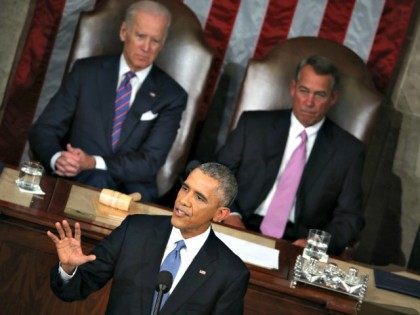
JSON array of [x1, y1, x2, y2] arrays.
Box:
[[47, 162, 249, 314], [28, 1, 187, 201], [217, 55, 365, 255]]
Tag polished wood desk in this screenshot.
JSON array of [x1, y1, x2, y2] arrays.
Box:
[[0, 167, 418, 315]]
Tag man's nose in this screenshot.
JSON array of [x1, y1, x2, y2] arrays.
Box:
[[141, 38, 151, 52], [180, 191, 192, 206], [305, 93, 315, 106]]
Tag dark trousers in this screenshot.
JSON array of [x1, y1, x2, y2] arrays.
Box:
[[244, 214, 297, 241]]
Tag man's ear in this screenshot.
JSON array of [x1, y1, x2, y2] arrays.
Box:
[[290, 80, 297, 97], [212, 207, 231, 223], [330, 90, 339, 107], [119, 22, 127, 42]]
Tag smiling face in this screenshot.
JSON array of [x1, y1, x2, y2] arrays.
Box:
[[119, 10, 168, 71], [290, 64, 338, 127], [171, 169, 230, 239]]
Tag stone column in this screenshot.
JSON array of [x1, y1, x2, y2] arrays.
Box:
[[0, 0, 32, 116], [392, 17, 420, 263]]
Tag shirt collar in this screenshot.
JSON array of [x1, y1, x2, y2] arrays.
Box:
[[290, 112, 324, 139], [167, 226, 211, 251], [119, 54, 152, 82]]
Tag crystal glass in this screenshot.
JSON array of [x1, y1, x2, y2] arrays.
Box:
[[16, 161, 44, 191], [302, 229, 331, 262]]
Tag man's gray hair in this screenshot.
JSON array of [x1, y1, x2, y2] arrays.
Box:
[[295, 55, 340, 91], [125, 1, 171, 34], [197, 163, 238, 207]]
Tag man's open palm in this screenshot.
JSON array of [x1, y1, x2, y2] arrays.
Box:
[[47, 220, 96, 273]]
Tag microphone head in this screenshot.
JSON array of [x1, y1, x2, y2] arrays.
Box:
[[155, 271, 173, 293]]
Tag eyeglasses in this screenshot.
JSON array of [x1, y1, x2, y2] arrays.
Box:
[[296, 86, 331, 103]]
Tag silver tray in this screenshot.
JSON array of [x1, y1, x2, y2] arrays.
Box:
[[290, 255, 369, 309]]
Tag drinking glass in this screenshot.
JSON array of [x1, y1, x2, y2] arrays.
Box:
[[302, 229, 331, 262], [16, 161, 44, 191]]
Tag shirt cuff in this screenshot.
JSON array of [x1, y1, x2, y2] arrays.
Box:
[[94, 156, 107, 170], [58, 263, 78, 283], [50, 152, 62, 172]]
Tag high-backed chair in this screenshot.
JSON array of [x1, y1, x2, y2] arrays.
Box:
[[229, 37, 382, 258], [67, 0, 213, 196], [231, 37, 382, 145]]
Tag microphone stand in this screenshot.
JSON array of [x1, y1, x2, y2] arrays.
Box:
[[152, 284, 166, 315]]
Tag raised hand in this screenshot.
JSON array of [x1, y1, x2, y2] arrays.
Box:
[[47, 220, 96, 274]]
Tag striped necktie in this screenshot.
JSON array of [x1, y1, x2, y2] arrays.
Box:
[[111, 71, 136, 151]]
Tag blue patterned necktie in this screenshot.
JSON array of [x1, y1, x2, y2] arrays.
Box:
[[152, 240, 186, 311], [111, 71, 136, 151]]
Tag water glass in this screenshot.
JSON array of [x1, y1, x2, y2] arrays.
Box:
[[16, 161, 44, 191], [302, 229, 331, 262]]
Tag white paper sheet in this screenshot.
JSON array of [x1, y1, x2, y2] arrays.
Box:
[[215, 231, 279, 270]]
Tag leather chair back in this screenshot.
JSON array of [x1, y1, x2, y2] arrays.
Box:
[[231, 37, 382, 144], [68, 0, 213, 196]]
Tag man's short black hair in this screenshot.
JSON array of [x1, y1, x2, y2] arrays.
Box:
[[295, 55, 340, 91], [196, 162, 238, 207]]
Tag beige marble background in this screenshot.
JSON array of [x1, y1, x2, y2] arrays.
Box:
[[392, 16, 420, 262], [0, 0, 32, 118]]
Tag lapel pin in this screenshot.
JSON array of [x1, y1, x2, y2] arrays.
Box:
[[149, 92, 156, 98], [199, 270, 206, 275]]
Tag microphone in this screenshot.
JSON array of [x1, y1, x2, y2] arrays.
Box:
[[152, 271, 173, 315]]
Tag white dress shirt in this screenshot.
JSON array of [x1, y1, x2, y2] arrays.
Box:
[[59, 225, 210, 296], [50, 55, 152, 171], [161, 226, 210, 294], [254, 113, 324, 222]]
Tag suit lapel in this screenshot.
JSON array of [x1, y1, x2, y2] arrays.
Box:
[[139, 219, 172, 314], [296, 119, 335, 217], [118, 66, 159, 149], [161, 230, 219, 314], [258, 112, 291, 204], [97, 56, 119, 150]]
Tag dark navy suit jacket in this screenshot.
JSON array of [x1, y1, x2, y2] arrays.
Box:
[[217, 110, 365, 254], [29, 55, 187, 200], [50, 215, 250, 315]]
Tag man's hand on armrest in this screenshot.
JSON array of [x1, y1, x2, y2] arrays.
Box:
[[292, 238, 307, 248], [223, 213, 246, 229]]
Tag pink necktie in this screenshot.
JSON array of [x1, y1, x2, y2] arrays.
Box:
[[260, 130, 308, 238]]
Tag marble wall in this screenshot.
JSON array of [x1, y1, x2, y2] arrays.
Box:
[[0, 0, 32, 117], [393, 15, 420, 262]]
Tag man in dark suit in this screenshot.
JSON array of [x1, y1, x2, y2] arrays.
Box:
[[47, 162, 249, 314], [217, 55, 365, 255], [28, 1, 187, 201]]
